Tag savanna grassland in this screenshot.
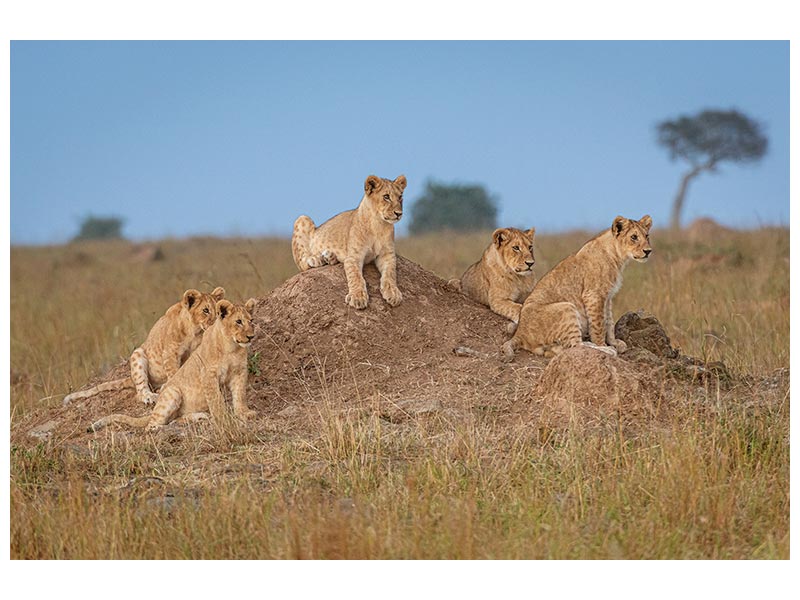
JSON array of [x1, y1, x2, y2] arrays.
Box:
[[10, 226, 789, 559]]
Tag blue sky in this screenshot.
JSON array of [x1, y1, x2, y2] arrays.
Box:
[[10, 41, 789, 244]]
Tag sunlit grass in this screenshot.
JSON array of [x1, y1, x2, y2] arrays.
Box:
[[9, 227, 789, 559]]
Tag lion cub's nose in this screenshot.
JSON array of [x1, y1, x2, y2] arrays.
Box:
[[644, 249, 652, 257], [247, 334, 255, 341], [525, 260, 535, 268], [394, 211, 402, 219]]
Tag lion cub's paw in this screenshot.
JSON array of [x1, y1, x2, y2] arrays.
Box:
[[321, 250, 339, 265], [506, 321, 518, 335], [235, 409, 258, 422], [141, 391, 158, 406], [345, 290, 369, 310], [381, 285, 403, 307], [610, 338, 628, 354], [582, 341, 617, 356], [306, 255, 325, 268]]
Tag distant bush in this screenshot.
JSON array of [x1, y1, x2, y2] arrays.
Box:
[[408, 181, 498, 235], [73, 216, 125, 241]]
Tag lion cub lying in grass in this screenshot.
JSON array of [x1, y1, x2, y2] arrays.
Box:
[[88, 299, 257, 432], [503, 215, 652, 359], [291, 174, 407, 309], [64, 287, 225, 406], [450, 227, 536, 330]]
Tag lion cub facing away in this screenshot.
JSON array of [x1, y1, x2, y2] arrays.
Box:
[[89, 299, 257, 432], [292, 174, 407, 309], [64, 287, 225, 406], [450, 227, 536, 329], [503, 215, 652, 360]]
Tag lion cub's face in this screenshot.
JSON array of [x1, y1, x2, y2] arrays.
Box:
[[493, 227, 536, 275], [217, 298, 257, 348], [183, 286, 226, 331], [365, 174, 407, 224], [612, 215, 653, 262]]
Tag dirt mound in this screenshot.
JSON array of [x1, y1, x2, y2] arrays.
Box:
[[254, 255, 509, 389], [535, 346, 668, 431], [11, 257, 735, 447]]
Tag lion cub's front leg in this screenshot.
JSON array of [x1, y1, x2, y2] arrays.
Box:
[[145, 387, 184, 430], [604, 297, 627, 353], [344, 256, 369, 309], [230, 371, 257, 421], [375, 251, 403, 307]]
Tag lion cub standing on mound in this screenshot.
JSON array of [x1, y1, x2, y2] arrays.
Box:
[[64, 287, 225, 406], [450, 227, 536, 328], [292, 174, 407, 309], [88, 299, 257, 432], [503, 215, 652, 360]]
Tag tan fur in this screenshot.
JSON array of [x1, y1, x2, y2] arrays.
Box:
[[503, 215, 653, 360], [88, 299, 258, 432], [291, 174, 407, 309], [64, 287, 225, 406], [450, 227, 536, 327]]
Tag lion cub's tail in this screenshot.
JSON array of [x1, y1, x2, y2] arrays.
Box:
[[87, 413, 150, 432], [291, 215, 316, 271], [63, 377, 135, 406]]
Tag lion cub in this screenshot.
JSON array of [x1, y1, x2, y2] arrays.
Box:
[[291, 174, 406, 309], [64, 287, 225, 406], [503, 215, 652, 359], [88, 299, 257, 432], [450, 227, 536, 328]]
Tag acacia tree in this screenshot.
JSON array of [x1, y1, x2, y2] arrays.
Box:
[[656, 109, 767, 230], [408, 180, 498, 234]]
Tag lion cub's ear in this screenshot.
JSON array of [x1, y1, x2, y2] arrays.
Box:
[[639, 215, 653, 231], [526, 227, 536, 240], [245, 298, 257, 313], [217, 299, 234, 319], [394, 175, 407, 190], [365, 175, 381, 193], [211, 286, 226, 301], [612, 216, 627, 237], [183, 289, 201, 309], [493, 228, 509, 246]]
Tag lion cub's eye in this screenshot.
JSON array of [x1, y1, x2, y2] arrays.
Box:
[[203, 308, 210, 314], [236, 319, 243, 325], [383, 194, 390, 201], [399, 196, 403, 203], [631, 234, 639, 242], [512, 245, 520, 252]]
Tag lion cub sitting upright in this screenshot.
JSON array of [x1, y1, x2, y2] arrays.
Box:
[[291, 174, 407, 309], [503, 215, 652, 360], [450, 227, 536, 329], [64, 286, 225, 406], [88, 299, 258, 432]]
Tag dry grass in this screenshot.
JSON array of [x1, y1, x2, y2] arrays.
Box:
[[9, 227, 789, 559]]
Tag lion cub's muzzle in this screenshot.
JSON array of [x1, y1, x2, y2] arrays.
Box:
[[236, 333, 255, 348], [384, 211, 403, 224], [634, 249, 652, 262], [516, 261, 535, 274]]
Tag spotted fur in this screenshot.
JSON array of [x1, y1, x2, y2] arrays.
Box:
[[64, 287, 225, 406], [291, 174, 407, 309], [88, 299, 257, 432], [503, 215, 653, 359], [450, 227, 536, 328]]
